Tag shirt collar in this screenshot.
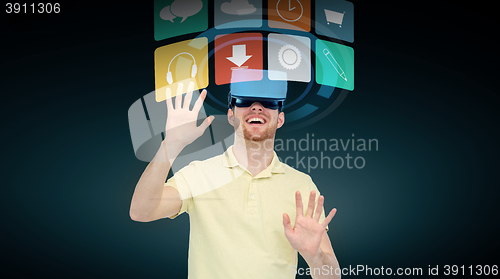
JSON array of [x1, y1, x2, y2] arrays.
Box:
[[222, 145, 285, 176]]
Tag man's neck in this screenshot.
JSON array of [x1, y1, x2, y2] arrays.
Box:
[[232, 137, 275, 177]]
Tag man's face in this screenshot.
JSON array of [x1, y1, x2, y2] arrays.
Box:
[[228, 102, 285, 142]]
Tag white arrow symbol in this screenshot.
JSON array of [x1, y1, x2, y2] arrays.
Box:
[[226, 45, 252, 67]]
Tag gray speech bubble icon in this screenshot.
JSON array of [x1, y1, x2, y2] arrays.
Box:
[[170, 0, 203, 23], [159, 5, 176, 23]]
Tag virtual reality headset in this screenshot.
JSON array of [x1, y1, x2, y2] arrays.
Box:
[[228, 69, 287, 111]]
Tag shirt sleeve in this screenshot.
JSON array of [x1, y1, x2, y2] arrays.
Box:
[[164, 170, 193, 219]]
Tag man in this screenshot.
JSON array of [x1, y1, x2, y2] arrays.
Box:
[[130, 71, 340, 279]]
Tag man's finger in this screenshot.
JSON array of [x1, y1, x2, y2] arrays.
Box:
[[165, 88, 173, 111], [184, 89, 193, 110], [282, 213, 292, 234], [306, 191, 316, 218], [314, 195, 324, 222], [186, 81, 195, 95], [175, 83, 184, 109], [295, 191, 303, 218], [192, 89, 207, 113], [198, 116, 214, 132], [321, 208, 337, 228]]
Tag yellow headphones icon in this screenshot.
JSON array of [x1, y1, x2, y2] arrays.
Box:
[[166, 52, 198, 85]]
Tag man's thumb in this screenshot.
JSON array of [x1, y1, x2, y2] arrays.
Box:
[[199, 115, 215, 130]]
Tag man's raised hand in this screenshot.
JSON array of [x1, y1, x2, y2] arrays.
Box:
[[282, 191, 337, 260], [164, 85, 214, 157]]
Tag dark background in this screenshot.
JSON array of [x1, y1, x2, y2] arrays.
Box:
[[1, 1, 498, 278]]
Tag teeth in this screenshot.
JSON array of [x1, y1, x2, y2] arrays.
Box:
[[247, 117, 264, 123]]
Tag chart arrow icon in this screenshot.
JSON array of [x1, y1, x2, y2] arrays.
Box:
[[226, 45, 252, 67]]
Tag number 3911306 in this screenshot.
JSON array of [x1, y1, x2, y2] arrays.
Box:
[[6, 3, 60, 14]]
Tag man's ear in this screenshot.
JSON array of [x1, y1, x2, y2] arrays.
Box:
[[277, 111, 285, 129], [227, 108, 234, 127]]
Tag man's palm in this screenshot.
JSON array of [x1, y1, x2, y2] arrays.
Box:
[[164, 85, 213, 147], [283, 191, 336, 259]]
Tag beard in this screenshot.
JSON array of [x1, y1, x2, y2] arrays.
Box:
[[242, 121, 278, 142], [232, 117, 278, 142]]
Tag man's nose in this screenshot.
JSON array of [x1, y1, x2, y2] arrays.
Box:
[[250, 102, 263, 111]]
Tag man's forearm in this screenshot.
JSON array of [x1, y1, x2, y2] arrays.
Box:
[[303, 250, 341, 279], [129, 142, 181, 221]]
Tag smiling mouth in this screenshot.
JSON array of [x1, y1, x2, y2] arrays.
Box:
[[246, 117, 267, 125]]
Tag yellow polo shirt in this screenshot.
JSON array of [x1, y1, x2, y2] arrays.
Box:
[[165, 146, 327, 279]]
